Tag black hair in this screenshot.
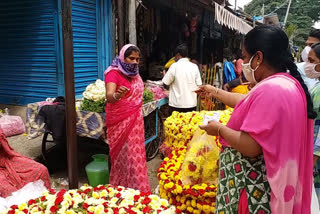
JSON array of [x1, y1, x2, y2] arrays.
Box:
[[236, 49, 242, 59], [124, 46, 140, 58], [311, 42, 320, 59], [174, 44, 188, 58], [244, 25, 316, 119], [309, 29, 320, 41]]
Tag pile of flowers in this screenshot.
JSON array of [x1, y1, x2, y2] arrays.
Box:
[[3, 184, 176, 214], [158, 109, 233, 214], [163, 109, 232, 151], [158, 149, 217, 214], [81, 79, 106, 113], [83, 79, 106, 102]]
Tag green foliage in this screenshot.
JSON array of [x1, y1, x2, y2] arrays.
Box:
[[143, 88, 154, 104], [80, 98, 106, 113], [244, 0, 320, 47]]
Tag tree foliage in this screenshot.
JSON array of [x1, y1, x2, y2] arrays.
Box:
[[244, 0, 320, 46]]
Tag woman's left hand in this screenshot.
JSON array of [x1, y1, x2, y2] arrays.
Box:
[[199, 121, 223, 136]]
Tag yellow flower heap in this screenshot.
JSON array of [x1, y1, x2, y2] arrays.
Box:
[[158, 109, 232, 214]]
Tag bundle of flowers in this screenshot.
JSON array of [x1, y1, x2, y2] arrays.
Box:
[[3, 184, 176, 214], [180, 129, 220, 186], [158, 148, 217, 214], [162, 109, 232, 151], [82, 79, 106, 102], [81, 79, 107, 113]]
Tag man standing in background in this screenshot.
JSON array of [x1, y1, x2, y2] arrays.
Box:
[[162, 44, 202, 115]]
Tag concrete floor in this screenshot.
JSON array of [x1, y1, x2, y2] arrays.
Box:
[[3, 104, 162, 192]]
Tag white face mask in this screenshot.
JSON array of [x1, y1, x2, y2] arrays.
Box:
[[305, 62, 320, 79], [242, 55, 260, 84], [301, 46, 311, 62]]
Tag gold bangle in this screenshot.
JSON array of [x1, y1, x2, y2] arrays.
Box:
[[217, 125, 224, 137]]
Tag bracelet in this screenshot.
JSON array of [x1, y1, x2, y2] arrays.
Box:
[[217, 125, 224, 137], [113, 93, 120, 101]]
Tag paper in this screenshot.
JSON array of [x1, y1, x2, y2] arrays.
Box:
[[203, 113, 220, 125]]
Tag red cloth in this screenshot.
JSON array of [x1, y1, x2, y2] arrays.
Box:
[[0, 131, 51, 197], [105, 71, 150, 192], [234, 59, 243, 77], [238, 188, 249, 214], [105, 69, 131, 91]]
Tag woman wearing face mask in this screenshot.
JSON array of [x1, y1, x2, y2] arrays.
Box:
[[195, 25, 315, 213], [305, 42, 320, 206], [104, 44, 150, 192]]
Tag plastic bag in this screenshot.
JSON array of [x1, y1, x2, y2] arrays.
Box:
[[181, 128, 220, 185], [0, 180, 47, 212], [0, 108, 25, 137]]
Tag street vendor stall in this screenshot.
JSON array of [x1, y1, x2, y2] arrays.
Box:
[[25, 80, 168, 161]]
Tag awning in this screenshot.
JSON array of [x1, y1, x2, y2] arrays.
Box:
[[214, 2, 253, 35]]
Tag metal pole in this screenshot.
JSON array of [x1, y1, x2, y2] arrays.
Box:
[[128, 0, 137, 44], [61, 0, 78, 189], [117, 0, 125, 49], [283, 0, 292, 26], [234, 0, 237, 11]]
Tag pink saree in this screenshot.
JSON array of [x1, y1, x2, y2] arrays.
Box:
[[221, 73, 313, 213], [105, 73, 150, 192]]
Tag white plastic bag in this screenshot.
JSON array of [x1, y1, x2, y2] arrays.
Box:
[[311, 183, 320, 214], [0, 180, 47, 212], [0, 108, 25, 137]]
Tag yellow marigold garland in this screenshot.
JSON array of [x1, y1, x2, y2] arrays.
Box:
[[158, 109, 233, 214]]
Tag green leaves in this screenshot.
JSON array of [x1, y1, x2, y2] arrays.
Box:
[[80, 98, 106, 113], [143, 88, 154, 104]]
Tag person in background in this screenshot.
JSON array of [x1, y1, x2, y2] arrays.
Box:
[[104, 44, 150, 192], [162, 44, 202, 115], [297, 29, 320, 91], [0, 129, 51, 197], [233, 49, 244, 77], [196, 25, 315, 213], [304, 42, 320, 206]]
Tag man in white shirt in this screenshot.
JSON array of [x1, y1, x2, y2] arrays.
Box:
[[162, 44, 202, 115]]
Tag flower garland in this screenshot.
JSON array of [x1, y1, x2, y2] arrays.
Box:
[[163, 110, 232, 151], [158, 109, 233, 214], [3, 184, 176, 214]]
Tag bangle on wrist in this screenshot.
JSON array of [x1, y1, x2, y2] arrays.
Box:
[[113, 93, 120, 101], [217, 125, 224, 137]]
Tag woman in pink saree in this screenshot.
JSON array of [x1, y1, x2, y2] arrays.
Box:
[[104, 44, 150, 192], [197, 25, 315, 213]]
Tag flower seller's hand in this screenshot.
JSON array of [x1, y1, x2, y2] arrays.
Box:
[[199, 121, 224, 136]]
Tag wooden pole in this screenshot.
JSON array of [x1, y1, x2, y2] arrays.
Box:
[[117, 0, 125, 49], [61, 0, 78, 189], [128, 0, 137, 44]]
